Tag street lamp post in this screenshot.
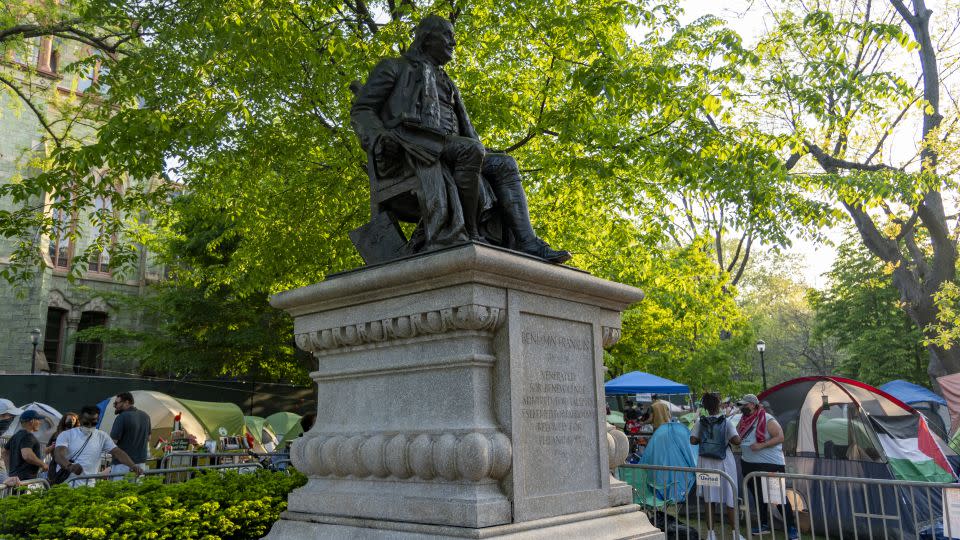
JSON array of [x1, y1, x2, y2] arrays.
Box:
[[30, 328, 41, 375], [756, 339, 767, 390]]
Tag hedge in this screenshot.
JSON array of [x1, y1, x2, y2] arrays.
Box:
[[0, 469, 306, 540]]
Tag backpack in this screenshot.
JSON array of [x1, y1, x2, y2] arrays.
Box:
[[697, 415, 728, 459]]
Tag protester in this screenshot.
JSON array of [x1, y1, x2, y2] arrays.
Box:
[[47, 412, 78, 455], [650, 395, 671, 431], [54, 405, 143, 486], [0, 399, 24, 482], [0, 399, 22, 435], [623, 401, 640, 421], [691, 393, 743, 540], [299, 412, 316, 434], [110, 392, 151, 477], [736, 394, 798, 539], [1, 410, 48, 482]]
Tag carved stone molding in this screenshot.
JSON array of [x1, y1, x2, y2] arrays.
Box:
[[80, 296, 111, 314], [295, 304, 505, 353], [291, 430, 512, 482], [46, 290, 73, 313], [601, 326, 622, 349]]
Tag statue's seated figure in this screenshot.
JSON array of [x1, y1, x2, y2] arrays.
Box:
[[349, 15, 570, 265]]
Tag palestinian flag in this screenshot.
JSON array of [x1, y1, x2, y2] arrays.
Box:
[[871, 414, 956, 483]]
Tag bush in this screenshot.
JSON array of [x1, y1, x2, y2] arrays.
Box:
[[0, 469, 306, 539]]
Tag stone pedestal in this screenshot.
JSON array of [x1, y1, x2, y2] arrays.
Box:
[[265, 244, 661, 539]]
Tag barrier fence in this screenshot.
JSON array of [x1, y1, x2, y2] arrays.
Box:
[[743, 470, 960, 540], [619, 463, 743, 540], [66, 462, 264, 487], [619, 463, 960, 540], [0, 461, 268, 500]]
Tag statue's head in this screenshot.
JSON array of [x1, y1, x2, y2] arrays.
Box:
[[410, 15, 456, 65]]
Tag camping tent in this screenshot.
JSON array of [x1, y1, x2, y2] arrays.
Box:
[[244, 415, 279, 452], [98, 390, 208, 446], [2, 402, 61, 444], [604, 372, 689, 395], [880, 379, 952, 437], [759, 376, 958, 537], [176, 398, 245, 440], [265, 412, 303, 445]]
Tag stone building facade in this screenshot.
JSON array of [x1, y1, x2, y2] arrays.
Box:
[[0, 36, 162, 375]]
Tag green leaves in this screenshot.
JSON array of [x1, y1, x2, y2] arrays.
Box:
[[0, 470, 306, 539]]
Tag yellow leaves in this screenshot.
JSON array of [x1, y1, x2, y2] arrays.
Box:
[[702, 94, 722, 115]]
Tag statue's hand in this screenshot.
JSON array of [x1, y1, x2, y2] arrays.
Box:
[[376, 131, 403, 160]]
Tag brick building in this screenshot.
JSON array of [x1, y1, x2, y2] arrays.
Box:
[[0, 36, 162, 375]]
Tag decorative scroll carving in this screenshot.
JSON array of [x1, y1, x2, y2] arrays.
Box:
[[605, 422, 629, 473], [601, 326, 622, 349], [295, 304, 505, 353], [291, 430, 512, 482]]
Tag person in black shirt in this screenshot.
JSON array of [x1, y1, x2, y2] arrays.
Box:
[[110, 392, 152, 476], [1, 410, 48, 481]]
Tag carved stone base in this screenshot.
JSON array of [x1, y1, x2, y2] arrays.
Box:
[[266, 506, 662, 539], [265, 243, 658, 538]]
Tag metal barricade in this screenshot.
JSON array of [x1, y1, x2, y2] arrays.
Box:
[[742, 470, 960, 540], [64, 462, 264, 487], [158, 452, 252, 469], [619, 463, 743, 540], [0, 478, 49, 499]]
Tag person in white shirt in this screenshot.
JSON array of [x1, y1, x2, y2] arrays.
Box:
[[54, 405, 143, 486]]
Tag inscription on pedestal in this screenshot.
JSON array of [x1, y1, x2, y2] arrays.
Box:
[[518, 315, 600, 498]]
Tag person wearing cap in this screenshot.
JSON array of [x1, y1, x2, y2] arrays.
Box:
[[0, 399, 24, 482], [1, 410, 49, 482], [0, 399, 24, 436], [736, 393, 797, 539]]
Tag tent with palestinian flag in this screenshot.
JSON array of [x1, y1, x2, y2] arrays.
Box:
[[758, 376, 959, 537]]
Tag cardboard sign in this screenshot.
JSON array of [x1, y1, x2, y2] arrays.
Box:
[[170, 439, 190, 451], [696, 472, 721, 488], [943, 487, 960, 538], [761, 477, 785, 505]]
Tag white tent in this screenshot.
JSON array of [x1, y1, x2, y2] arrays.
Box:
[[2, 402, 62, 444], [98, 390, 208, 446]]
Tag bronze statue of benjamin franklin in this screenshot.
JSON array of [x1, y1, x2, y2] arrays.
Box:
[[350, 15, 570, 264]]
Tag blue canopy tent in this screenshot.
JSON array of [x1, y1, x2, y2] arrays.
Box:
[[604, 371, 689, 395], [880, 379, 952, 437], [879, 380, 946, 406]]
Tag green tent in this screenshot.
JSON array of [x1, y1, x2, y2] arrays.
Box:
[[244, 416, 269, 444], [177, 398, 246, 440], [266, 411, 303, 444], [606, 410, 625, 428]]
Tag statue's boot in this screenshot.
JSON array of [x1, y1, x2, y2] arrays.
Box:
[[493, 176, 571, 264], [455, 166, 484, 242]]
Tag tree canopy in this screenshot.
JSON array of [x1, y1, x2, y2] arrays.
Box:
[[4, 0, 957, 388]]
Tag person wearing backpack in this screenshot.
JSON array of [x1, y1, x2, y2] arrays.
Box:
[[691, 392, 744, 540]]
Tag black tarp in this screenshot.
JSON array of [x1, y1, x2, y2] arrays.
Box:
[[0, 374, 315, 417]]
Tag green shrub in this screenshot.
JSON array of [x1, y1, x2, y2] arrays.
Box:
[[0, 470, 306, 540]]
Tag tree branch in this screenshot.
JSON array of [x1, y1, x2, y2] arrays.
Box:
[[0, 73, 63, 147], [805, 141, 900, 172]]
